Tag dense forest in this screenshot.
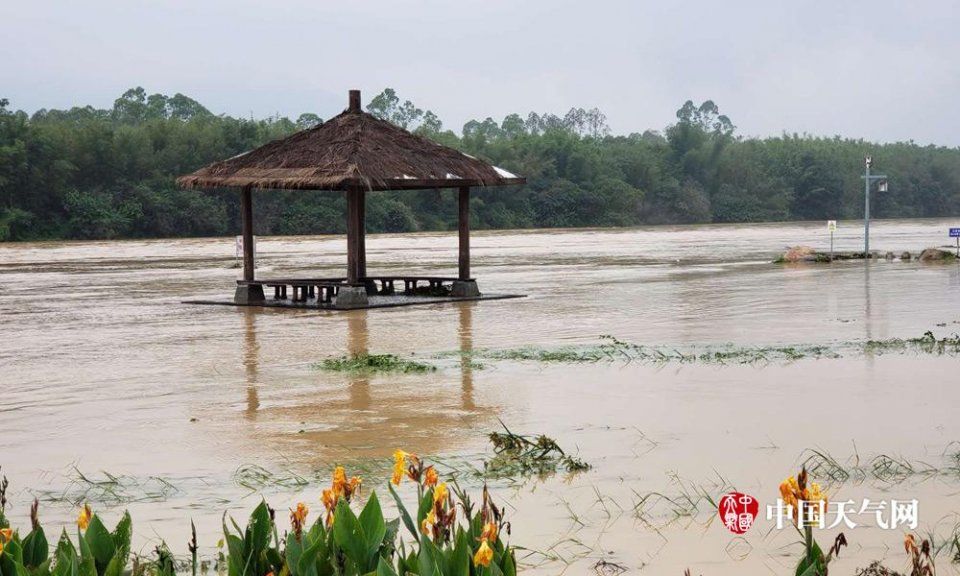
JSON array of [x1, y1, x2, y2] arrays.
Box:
[[1, 87, 958, 241]]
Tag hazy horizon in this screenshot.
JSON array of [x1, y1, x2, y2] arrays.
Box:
[[3, 0, 959, 146]]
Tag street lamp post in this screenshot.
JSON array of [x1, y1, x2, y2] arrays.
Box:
[[862, 156, 888, 256]]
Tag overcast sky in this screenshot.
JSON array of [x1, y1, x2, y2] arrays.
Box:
[[3, 0, 959, 145]]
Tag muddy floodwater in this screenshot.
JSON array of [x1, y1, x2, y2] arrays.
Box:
[[2, 218, 959, 575]]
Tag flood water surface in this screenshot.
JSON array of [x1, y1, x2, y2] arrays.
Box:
[[1, 218, 959, 575]]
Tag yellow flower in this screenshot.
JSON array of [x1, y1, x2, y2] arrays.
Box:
[[0, 528, 12, 543], [349, 476, 362, 495], [420, 508, 436, 536], [332, 466, 348, 497], [77, 504, 92, 530], [291, 502, 309, 526], [480, 521, 498, 543], [423, 466, 439, 488], [392, 450, 408, 486], [433, 482, 448, 506], [904, 533, 917, 554], [322, 489, 336, 511], [473, 540, 493, 567], [806, 482, 826, 505]]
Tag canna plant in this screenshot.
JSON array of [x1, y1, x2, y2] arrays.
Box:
[[779, 468, 846, 576], [0, 497, 131, 576], [0, 453, 517, 576]]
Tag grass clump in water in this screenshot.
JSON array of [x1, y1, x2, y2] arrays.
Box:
[[482, 422, 590, 479], [315, 352, 436, 373], [448, 330, 960, 368]]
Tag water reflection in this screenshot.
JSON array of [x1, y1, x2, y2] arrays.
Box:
[[243, 309, 260, 419], [231, 304, 491, 465], [458, 303, 475, 411], [346, 311, 371, 411]]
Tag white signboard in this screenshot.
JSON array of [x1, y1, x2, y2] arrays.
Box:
[[827, 220, 837, 232]]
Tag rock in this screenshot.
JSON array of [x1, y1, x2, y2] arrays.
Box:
[[779, 246, 816, 263], [900, 251, 911, 261], [884, 251, 895, 260], [918, 247, 957, 262]]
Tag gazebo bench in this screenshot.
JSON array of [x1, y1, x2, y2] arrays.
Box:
[[238, 279, 344, 303], [238, 276, 470, 303]]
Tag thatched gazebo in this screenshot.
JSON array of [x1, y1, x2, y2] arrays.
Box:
[[178, 90, 524, 309]]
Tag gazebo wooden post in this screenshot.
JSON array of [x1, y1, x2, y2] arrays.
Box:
[[451, 186, 481, 297], [346, 190, 359, 284], [357, 189, 367, 280], [458, 186, 470, 280], [234, 185, 264, 303], [338, 188, 370, 308], [241, 186, 255, 282]]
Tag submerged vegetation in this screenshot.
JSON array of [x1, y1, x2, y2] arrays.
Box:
[[3, 87, 960, 242], [441, 331, 960, 367], [315, 354, 436, 374], [482, 424, 590, 480]]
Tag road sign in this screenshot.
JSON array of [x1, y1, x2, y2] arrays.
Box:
[[950, 228, 960, 238], [827, 220, 837, 232]]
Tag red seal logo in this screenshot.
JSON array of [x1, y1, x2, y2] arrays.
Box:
[[718, 492, 758, 534]]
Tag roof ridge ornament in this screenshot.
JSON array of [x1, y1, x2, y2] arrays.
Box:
[[348, 90, 361, 114]]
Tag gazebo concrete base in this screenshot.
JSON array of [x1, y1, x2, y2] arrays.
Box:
[[234, 284, 265, 304], [335, 285, 370, 309], [450, 280, 481, 297], [184, 293, 524, 311]]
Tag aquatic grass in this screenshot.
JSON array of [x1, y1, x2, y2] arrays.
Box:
[[439, 330, 960, 368], [30, 466, 180, 506], [630, 471, 733, 524], [314, 352, 436, 373], [801, 447, 960, 488], [233, 464, 309, 491]]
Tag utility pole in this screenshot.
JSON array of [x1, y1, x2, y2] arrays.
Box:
[[861, 156, 887, 257]]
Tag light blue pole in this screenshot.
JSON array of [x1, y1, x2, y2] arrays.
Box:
[[864, 158, 871, 256]]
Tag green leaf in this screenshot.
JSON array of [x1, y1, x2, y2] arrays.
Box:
[[284, 532, 304, 576], [22, 526, 49, 568], [374, 558, 398, 576], [2, 539, 24, 566], [103, 512, 131, 576], [76, 528, 96, 576], [358, 493, 386, 559], [500, 549, 516, 576], [246, 501, 273, 557], [417, 489, 434, 527], [296, 531, 326, 576], [82, 516, 115, 571], [416, 538, 442, 576], [331, 500, 367, 570], [386, 484, 418, 543]]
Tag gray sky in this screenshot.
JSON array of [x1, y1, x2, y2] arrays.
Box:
[[3, 0, 959, 145]]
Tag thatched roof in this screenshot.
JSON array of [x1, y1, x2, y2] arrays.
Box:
[[177, 90, 525, 191]]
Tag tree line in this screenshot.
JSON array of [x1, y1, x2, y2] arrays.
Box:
[[0, 87, 958, 241]]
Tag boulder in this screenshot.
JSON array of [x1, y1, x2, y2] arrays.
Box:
[[884, 251, 895, 260], [918, 248, 956, 262], [900, 251, 911, 261]]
